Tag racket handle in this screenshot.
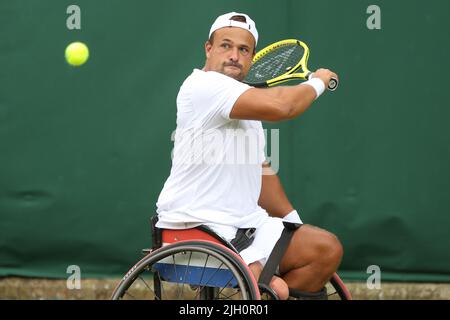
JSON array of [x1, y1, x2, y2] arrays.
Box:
[[307, 73, 339, 91], [328, 77, 339, 91]]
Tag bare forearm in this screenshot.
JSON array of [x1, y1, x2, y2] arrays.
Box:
[[231, 83, 318, 122], [231, 69, 337, 122], [272, 84, 317, 120], [258, 164, 294, 218]]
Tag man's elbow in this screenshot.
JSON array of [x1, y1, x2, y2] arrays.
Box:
[[276, 98, 312, 121], [267, 101, 294, 122]]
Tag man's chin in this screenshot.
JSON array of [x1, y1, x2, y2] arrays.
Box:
[[222, 69, 244, 81]]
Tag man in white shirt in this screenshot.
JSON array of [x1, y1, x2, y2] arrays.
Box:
[[156, 12, 342, 299]]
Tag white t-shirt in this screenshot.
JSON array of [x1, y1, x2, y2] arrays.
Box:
[[155, 69, 269, 232]]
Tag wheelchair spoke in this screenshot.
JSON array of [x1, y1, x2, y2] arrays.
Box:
[[177, 251, 193, 300], [198, 253, 210, 286], [219, 290, 241, 300], [328, 290, 338, 298], [138, 276, 159, 300], [170, 253, 185, 299], [195, 260, 225, 298], [194, 253, 211, 299], [217, 287, 241, 300], [156, 271, 164, 299], [216, 275, 239, 299], [124, 291, 137, 300], [172, 254, 178, 285]]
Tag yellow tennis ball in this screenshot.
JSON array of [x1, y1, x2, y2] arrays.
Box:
[[65, 42, 89, 66]]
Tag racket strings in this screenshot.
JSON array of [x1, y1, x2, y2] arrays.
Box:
[[245, 44, 305, 84]]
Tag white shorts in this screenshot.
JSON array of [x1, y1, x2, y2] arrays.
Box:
[[204, 216, 286, 267]]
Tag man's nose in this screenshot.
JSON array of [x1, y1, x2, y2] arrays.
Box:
[[228, 47, 240, 61]]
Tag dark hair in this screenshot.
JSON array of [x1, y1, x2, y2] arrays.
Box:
[[208, 15, 256, 53]]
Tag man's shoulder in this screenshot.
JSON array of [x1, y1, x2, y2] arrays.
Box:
[[184, 69, 241, 86], [179, 69, 251, 108], [180, 69, 205, 89]]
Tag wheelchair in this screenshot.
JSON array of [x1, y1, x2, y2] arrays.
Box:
[[111, 216, 352, 300]]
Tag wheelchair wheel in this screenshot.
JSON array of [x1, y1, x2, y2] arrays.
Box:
[[259, 273, 352, 300], [111, 240, 260, 300], [327, 273, 352, 300], [286, 273, 352, 300]]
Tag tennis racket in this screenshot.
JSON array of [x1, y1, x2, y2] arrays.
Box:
[[244, 39, 338, 91]]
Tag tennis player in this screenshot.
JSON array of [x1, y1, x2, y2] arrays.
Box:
[[156, 12, 341, 300]]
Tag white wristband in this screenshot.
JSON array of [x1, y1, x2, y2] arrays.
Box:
[[282, 210, 303, 224], [301, 78, 326, 99]]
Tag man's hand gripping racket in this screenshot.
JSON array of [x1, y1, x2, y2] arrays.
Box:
[[244, 39, 339, 91]]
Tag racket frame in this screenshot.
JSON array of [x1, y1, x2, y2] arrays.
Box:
[[246, 39, 338, 91], [247, 39, 312, 88]]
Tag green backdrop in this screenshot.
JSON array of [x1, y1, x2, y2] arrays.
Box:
[[1, 0, 449, 282]]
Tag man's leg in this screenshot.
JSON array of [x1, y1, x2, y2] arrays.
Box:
[[279, 224, 343, 293]]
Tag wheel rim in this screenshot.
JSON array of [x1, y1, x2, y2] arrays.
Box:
[[112, 243, 257, 300]]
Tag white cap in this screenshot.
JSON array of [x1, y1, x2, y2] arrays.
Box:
[[209, 12, 258, 46]]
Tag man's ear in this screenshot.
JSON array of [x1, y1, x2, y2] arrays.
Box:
[[205, 41, 212, 59]]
